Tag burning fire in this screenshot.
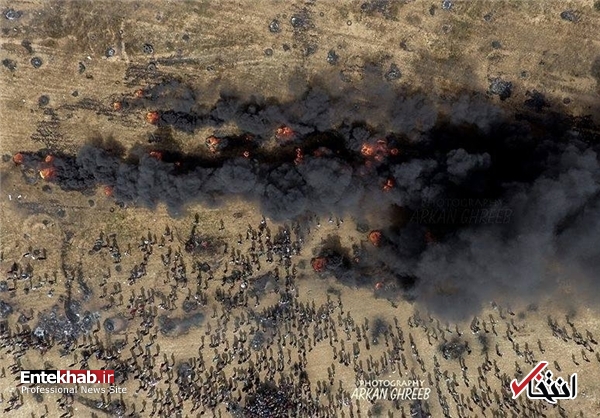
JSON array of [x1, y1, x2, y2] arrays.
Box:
[[149, 151, 163, 160], [103, 185, 114, 197], [361, 139, 399, 162], [38, 154, 57, 180], [112, 101, 123, 111], [368, 230, 382, 247], [294, 147, 304, 165], [361, 143, 375, 157], [39, 167, 55, 180], [12, 153, 24, 165], [276, 126, 295, 141], [134, 89, 145, 98], [311, 257, 327, 272], [205, 136, 221, 153], [145, 111, 160, 125], [242, 150, 251, 158], [382, 178, 395, 192]]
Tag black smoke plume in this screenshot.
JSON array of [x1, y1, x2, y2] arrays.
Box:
[[13, 80, 600, 320]]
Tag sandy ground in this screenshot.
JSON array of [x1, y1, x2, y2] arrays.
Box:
[[1, 1, 600, 417]]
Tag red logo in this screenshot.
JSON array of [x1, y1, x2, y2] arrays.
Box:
[[511, 361, 577, 404]]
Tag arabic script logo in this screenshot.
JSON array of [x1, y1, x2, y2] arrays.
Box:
[[510, 361, 577, 404]]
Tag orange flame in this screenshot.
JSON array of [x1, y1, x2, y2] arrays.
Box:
[[368, 230, 382, 247], [361, 143, 375, 157], [205, 136, 221, 153], [145, 111, 159, 125], [311, 257, 327, 272], [294, 147, 304, 165], [13, 153, 24, 165], [149, 151, 163, 160], [276, 126, 295, 141], [361, 139, 398, 162], [382, 178, 395, 192], [104, 185, 114, 197], [113, 101, 123, 111], [39, 167, 55, 180], [242, 150, 251, 158]]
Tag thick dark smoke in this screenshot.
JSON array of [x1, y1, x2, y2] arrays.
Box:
[[14, 80, 600, 319]]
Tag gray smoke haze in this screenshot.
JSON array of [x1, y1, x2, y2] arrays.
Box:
[[446, 149, 491, 181], [414, 145, 600, 319]]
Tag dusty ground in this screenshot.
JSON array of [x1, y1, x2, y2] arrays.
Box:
[[1, 1, 600, 417]]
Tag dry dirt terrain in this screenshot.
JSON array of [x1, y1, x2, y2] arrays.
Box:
[[1, 1, 600, 417]]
